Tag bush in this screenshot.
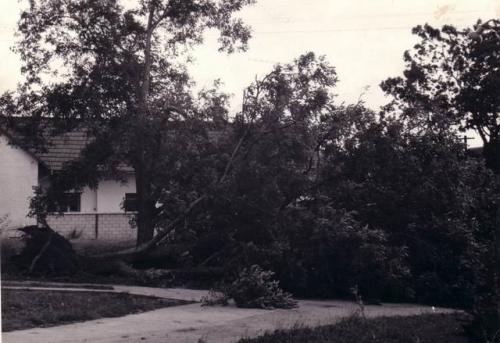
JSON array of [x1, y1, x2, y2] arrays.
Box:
[[227, 265, 297, 309], [201, 288, 230, 307]]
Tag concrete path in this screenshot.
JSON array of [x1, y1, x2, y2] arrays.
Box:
[[2, 282, 457, 343], [2, 280, 208, 301]]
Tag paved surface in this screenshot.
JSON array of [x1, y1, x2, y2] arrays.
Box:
[[3, 283, 207, 302], [2, 282, 457, 343]]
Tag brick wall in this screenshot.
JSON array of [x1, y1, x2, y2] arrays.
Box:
[[47, 213, 136, 241]]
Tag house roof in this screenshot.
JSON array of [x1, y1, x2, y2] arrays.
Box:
[[36, 130, 90, 171], [0, 126, 42, 164], [0, 117, 90, 171], [1, 116, 229, 173]]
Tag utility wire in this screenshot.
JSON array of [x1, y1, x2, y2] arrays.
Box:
[[244, 9, 490, 24]]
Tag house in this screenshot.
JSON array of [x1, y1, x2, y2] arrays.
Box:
[[0, 123, 137, 241]]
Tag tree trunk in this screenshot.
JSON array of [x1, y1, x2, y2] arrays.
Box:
[[134, 3, 156, 246], [135, 162, 155, 245], [482, 138, 500, 339], [483, 139, 500, 174]]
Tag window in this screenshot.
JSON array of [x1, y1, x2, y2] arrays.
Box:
[[124, 193, 138, 212], [48, 192, 81, 213], [65, 193, 81, 212]]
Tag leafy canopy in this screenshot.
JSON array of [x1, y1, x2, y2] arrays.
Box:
[[381, 21, 500, 146]]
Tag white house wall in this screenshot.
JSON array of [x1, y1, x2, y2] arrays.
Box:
[[80, 186, 97, 213], [61, 178, 134, 214], [47, 176, 137, 241], [96, 174, 136, 213], [0, 134, 38, 229], [0, 132, 137, 240]]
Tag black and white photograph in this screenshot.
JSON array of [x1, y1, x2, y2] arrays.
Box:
[[0, 1, 499, 342]]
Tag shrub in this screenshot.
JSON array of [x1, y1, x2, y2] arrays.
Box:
[[138, 268, 175, 287], [201, 288, 230, 307], [227, 265, 297, 309]]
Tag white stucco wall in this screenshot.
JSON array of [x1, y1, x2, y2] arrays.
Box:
[[80, 186, 97, 213], [96, 174, 136, 213], [0, 134, 38, 229], [56, 179, 134, 214]]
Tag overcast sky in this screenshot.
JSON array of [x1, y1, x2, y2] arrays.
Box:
[[1, 1, 498, 146]]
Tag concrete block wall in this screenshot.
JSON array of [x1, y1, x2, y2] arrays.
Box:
[[47, 213, 136, 241], [97, 214, 136, 241], [46, 214, 97, 240]]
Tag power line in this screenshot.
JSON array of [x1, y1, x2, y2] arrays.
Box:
[[244, 9, 491, 25], [250, 14, 481, 35], [247, 57, 281, 64], [254, 26, 413, 34]]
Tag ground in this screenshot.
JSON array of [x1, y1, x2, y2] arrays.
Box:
[[1, 289, 188, 332], [2, 282, 460, 343], [0, 239, 466, 342]]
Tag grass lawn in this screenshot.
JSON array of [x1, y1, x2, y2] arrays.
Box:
[[2, 280, 114, 290], [1, 289, 188, 332], [239, 313, 469, 343]]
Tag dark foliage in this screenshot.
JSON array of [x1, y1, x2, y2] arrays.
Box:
[[238, 314, 469, 343], [2, 10, 498, 339], [382, 20, 500, 341], [381, 21, 500, 173], [12, 226, 79, 275]]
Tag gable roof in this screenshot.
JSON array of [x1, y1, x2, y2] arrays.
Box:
[[0, 117, 90, 171], [0, 127, 42, 163], [36, 130, 89, 171], [2, 116, 229, 173]]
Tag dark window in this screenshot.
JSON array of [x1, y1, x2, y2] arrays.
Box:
[[65, 193, 81, 212], [124, 193, 138, 212], [48, 193, 81, 213]]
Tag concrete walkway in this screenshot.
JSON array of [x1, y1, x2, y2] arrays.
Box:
[[2, 282, 457, 343], [3, 282, 207, 302]]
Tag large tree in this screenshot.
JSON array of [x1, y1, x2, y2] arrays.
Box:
[[381, 20, 500, 339], [5, 0, 255, 245], [381, 19, 500, 173]]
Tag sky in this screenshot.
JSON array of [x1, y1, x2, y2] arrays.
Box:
[[1, 0, 499, 147]]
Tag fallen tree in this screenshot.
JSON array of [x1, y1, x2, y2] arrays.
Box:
[[13, 91, 255, 278], [14, 54, 340, 280], [13, 224, 227, 284]]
